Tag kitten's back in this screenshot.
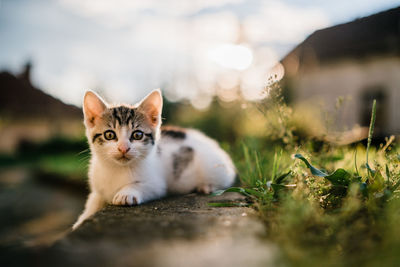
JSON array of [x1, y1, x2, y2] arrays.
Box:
[[158, 126, 236, 194]]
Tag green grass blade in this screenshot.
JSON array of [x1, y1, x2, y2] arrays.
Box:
[[366, 163, 376, 176], [254, 151, 263, 182], [272, 150, 283, 183], [354, 148, 360, 176], [385, 164, 390, 182], [242, 143, 253, 185], [389, 179, 400, 193], [275, 171, 291, 184], [366, 99, 376, 170], [271, 150, 278, 182], [294, 154, 328, 177], [208, 202, 250, 207], [212, 187, 264, 198]]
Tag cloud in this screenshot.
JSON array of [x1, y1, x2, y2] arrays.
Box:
[[243, 0, 329, 44], [58, 0, 245, 28], [2, 0, 330, 107]]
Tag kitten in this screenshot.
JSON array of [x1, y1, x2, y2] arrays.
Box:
[[73, 89, 236, 229]]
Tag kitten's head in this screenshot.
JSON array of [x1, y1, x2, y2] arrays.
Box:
[[83, 89, 163, 166]]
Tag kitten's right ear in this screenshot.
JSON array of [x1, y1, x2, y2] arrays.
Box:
[[83, 91, 107, 128]]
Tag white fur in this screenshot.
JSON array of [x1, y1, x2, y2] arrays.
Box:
[[73, 90, 235, 230], [160, 129, 236, 194]]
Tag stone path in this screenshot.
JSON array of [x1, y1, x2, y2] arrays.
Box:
[[3, 193, 277, 267]]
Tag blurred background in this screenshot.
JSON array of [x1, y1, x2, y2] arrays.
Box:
[[0, 0, 399, 250]]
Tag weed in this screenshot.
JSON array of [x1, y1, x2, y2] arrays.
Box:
[[217, 96, 400, 266]]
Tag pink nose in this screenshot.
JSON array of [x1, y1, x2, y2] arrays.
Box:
[[118, 146, 130, 154]]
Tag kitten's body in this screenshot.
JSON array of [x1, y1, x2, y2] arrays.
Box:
[[73, 90, 235, 229], [159, 127, 235, 194]]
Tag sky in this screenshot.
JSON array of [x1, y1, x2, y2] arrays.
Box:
[[0, 0, 399, 108]]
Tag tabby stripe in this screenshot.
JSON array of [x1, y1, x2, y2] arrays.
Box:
[[120, 106, 128, 125], [92, 133, 102, 143], [113, 108, 122, 126], [118, 107, 126, 123], [126, 109, 135, 126]]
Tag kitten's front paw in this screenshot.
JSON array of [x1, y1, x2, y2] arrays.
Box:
[[112, 190, 142, 206]]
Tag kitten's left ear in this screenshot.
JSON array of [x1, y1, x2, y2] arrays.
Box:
[[138, 89, 163, 127]]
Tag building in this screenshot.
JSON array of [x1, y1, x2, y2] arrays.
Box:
[[281, 6, 400, 138], [0, 63, 84, 152]]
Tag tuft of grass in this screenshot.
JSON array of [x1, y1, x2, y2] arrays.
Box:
[[216, 97, 400, 266]]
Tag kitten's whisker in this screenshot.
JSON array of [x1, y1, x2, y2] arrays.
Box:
[[76, 148, 90, 156], [78, 151, 90, 156], [77, 155, 91, 162]]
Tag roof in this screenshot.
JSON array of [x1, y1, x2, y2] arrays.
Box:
[[281, 6, 400, 75], [0, 64, 82, 120]]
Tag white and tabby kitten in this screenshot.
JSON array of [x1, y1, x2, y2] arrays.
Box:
[[73, 89, 236, 229]]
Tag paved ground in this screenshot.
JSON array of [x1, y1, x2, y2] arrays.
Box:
[[0, 168, 85, 248], [2, 192, 277, 267]]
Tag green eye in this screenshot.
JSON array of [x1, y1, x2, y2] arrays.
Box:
[[131, 130, 143, 140], [104, 130, 116, 140]]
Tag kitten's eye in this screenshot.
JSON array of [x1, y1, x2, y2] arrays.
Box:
[[104, 130, 116, 140], [131, 130, 143, 140]]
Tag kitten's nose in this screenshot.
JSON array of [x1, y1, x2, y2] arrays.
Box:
[[118, 145, 130, 154]]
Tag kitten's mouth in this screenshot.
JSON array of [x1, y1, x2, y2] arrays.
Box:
[[116, 155, 132, 163]]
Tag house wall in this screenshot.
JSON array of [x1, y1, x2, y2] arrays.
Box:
[[0, 119, 84, 153], [289, 56, 400, 135]]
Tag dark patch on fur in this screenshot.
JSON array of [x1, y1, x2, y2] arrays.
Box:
[[92, 133, 102, 143], [161, 127, 186, 139], [157, 146, 162, 155], [99, 137, 105, 145], [89, 116, 95, 125], [173, 146, 194, 180], [144, 133, 154, 145], [96, 137, 105, 145]]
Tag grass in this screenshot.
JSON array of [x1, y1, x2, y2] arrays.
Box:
[[217, 93, 400, 266], [0, 136, 89, 182], [35, 153, 88, 180]]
